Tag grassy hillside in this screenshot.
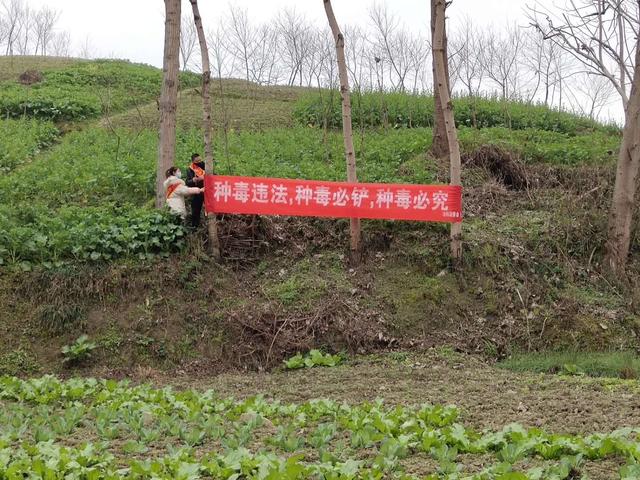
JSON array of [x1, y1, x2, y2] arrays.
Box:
[[0, 57, 638, 379], [0, 58, 200, 121], [0, 55, 78, 81]]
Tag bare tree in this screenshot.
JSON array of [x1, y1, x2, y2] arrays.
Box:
[[2, 0, 25, 55], [180, 15, 198, 71], [451, 16, 486, 97], [225, 6, 257, 83], [369, 2, 417, 92], [0, 16, 7, 49], [78, 34, 94, 59], [207, 26, 234, 79], [251, 24, 281, 85], [567, 72, 615, 119], [33, 6, 58, 55], [528, 0, 638, 105], [324, 0, 362, 263], [343, 24, 368, 90], [156, 0, 181, 209], [529, 0, 640, 273], [277, 8, 313, 86], [51, 30, 71, 57], [432, 0, 462, 264], [481, 24, 524, 99], [14, 0, 30, 55], [189, 0, 221, 259], [607, 36, 640, 274], [522, 29, 569, 105]]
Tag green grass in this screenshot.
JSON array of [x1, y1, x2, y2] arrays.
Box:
[[499, 351, 640, 379], [0, 117, 625, 268]]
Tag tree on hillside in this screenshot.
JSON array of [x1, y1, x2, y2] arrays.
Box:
[[432, 0, 462, 264], [189, 0, 221, 259], [33, 5, 58, 56], [430, 0, 451, 159], [156, 0, 181, 209], [51, 31, 71, 57], [481, 25, 524, 100], [323, 0, 363, 263], [277, 8, 312, 87], [225, 6, 257, 84], [450, 16, 486, 98], [180, 15, 198, 71], [2, 0, 25, 55], [529, 0, 640, 274], [369, 3, 425, 94]]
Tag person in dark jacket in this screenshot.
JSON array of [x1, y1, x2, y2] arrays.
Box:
[[186, 153, 205, 228]]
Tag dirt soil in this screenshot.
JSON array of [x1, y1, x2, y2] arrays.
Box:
[[107, 350, 640, 436]]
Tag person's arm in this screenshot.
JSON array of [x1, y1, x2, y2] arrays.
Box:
[[177, 185, 204, 196], [185, 168, 197, 187]]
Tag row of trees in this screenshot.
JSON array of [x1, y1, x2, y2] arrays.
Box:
[[0, 0, 74, 56], [1, 0, 621, 122], [179, 3, 617, 121]]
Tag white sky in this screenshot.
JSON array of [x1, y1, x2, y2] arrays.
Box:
[[30, 0, 531, 67]]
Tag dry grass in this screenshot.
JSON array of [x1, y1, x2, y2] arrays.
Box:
[[105, 79, 311, 131], [127, 350, 640, 435], [0, 55, 80, 82]]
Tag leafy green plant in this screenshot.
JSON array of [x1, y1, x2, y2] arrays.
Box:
[[0, 119, 58, 173], [293, 90, 619, 135], [284, 349, 344, 369], [61, 335, 97, 365], [0, 375, 639, 479]]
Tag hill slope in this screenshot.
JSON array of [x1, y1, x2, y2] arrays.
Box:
[[0, 57, 638, 378]]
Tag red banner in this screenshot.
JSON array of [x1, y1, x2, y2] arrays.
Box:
[[204, 175, 462, 223]]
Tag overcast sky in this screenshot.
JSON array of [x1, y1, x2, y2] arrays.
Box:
[[28, 0, 531, 67]]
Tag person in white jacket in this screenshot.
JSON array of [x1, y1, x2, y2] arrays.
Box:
[[163, 166, 204, 220]]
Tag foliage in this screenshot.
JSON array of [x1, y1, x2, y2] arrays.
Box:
[[500, 351, 640, 379], [0, 205, 187, 267], [61, 336, 97, 365], [457, 127, 620, 165], [0, 60, 200, 121], [293, 91, 620, 135], [0, 126, 433, 267], [0, 375, 639, 478], [0, 119, 58, 173], [284, 349, 344, 369], [0, 118, 623, 268]]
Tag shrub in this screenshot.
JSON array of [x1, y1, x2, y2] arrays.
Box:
[[293, 91, 620, 136]]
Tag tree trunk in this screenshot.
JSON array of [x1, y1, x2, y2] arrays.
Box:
[[156, 0, 181, 209], [604, 35, 640, 275], [430, 0, 451, 159], [323, 0, 362, 263], [432, 0, 462, 264], [189, 0, 221, 259]]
